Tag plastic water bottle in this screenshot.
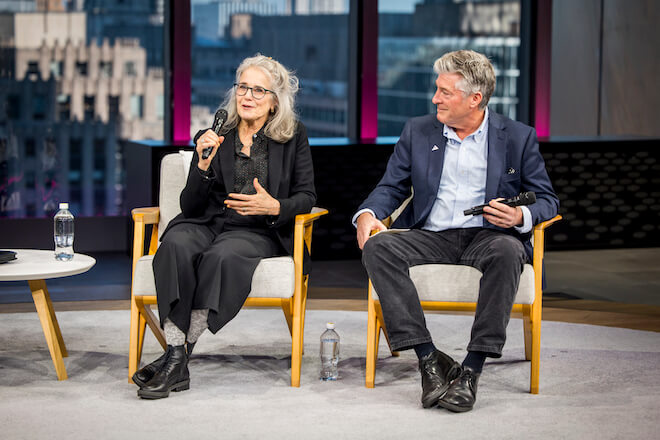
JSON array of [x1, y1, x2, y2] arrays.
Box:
[[320, 322, 340, 381], [54, 203, 74, 261]]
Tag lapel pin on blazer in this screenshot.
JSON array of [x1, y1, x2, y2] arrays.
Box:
[[432, 145, 439, 151], [507, 167, 516, 174]]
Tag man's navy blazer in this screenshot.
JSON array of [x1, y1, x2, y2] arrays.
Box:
[[357, 111, 559, 260]]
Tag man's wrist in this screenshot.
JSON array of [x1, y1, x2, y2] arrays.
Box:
[[514, 206, 532, 233], [352, 208, 376, 227], [516, 207, 523, 226], [358, 212, 374, 223]]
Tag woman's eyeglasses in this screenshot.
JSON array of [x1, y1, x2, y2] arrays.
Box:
[[234, 83, 274, 100]]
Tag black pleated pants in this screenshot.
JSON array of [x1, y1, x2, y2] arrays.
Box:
[[152, 222, 282, 334]]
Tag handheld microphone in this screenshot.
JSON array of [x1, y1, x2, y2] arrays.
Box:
[[463, 192, 536, 216], [202, 109, 228, 159]]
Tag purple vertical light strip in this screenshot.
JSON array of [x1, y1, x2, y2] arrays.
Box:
[[172, 0, 191, 142], [534, 0, 552, 137], [360, 0, 378, 140]]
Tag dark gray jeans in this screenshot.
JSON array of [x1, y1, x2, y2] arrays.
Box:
[[362, 227, 527, 357]]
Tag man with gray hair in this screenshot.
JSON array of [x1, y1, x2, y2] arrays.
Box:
[[354, 50, 559, 412]]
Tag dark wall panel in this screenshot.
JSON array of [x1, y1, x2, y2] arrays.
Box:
[[550, 0, 660, 137], [542, 138, 660, 249], [0, 216, 129, 253], [550, 0, 601, 136], [601, 0, 660, 136]]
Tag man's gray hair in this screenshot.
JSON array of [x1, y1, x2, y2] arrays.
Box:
[[433, 50, 495, 110], [220, 54, 299, 142]]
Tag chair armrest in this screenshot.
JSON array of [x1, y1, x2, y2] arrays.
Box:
[[131, 207, 161, 274], [132, 207, 160, 225], [292, 207, 328, 267], [533, 215, 562, 233], [531, 215, 562, 285], [532, 214, 562, 251], [295, 207, 329, 226]]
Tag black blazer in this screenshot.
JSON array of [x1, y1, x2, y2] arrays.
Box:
[[161, 122, 317, 271]]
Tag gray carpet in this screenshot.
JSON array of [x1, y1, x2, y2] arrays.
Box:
[[1, 309, 659, 439]]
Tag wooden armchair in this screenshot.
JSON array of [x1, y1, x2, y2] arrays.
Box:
[[365, 213, 561, 394], [129, 152, 327, 387]]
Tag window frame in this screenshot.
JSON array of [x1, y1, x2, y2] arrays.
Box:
[[165, 0, 538, 141]]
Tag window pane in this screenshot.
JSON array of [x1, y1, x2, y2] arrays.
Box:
[[378, 0, 522, 136], [190, 0, 350, 138], [0, 3, 164, 218], [130, 95, 144, 119]]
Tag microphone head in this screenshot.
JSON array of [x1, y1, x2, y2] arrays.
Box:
[[212, 109, 228, 133], [520, 191, 536, 205]]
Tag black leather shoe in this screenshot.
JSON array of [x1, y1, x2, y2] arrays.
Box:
[[132, 342, 196, 388], [437, 365, 480, 412], [137, 345, 190, 399], [419, 349, 462, 408]]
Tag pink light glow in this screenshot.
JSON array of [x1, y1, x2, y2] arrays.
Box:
[[361, 0, 378, 139], [172, 0, 191, 142], [534, 0, 552, 137]]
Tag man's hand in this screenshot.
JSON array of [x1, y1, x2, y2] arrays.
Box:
[[482, 198, 523, 229], [225, 178, 280, 216], [356, 212, 387, 250]]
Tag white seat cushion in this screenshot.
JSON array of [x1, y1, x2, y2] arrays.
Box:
[[372, 263, 535, 305], [133, 255, 296, 299]]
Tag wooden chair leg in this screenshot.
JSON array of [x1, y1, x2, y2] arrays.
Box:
[[299, 276, 309, 355], [290, 304, 303, 388], [128, 299, 141, 382], [374, 301, 399, 357], [140, 304, 167, 350], [366, 289, 379, 388], [137, 314, 147, 366], [29, 280, 68, 380], [281, 298, 294, 337], [530, 303, 542, 394], [522, 304, 532, 361]]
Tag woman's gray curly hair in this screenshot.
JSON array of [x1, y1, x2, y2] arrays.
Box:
[[220, 54, 299, 142], [433, 50, 496, 110]]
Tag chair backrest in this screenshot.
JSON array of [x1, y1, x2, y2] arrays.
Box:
[[158, 153, 189, 239]]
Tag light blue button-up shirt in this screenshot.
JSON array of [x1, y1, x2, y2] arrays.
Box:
[[423, 109, 490, 231]]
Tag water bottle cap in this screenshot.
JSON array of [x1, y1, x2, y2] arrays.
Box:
[[59, 203, 69, 209], [326, 322, 335, 330]]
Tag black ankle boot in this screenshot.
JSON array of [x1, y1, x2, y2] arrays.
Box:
[[132, 342, 196, 388], [419, 349, 462, 408], [137, 345, 190, 400], [132, 351, 168, 388]]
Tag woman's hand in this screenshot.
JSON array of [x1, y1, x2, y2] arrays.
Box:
[[225, 178, 281, 216], [195, 129, 224, 171]]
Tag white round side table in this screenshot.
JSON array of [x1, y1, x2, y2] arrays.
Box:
[[0, 249, 96, 380]]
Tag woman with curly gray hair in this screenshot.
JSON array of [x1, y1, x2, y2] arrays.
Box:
[[134, 54, 316, 399]]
